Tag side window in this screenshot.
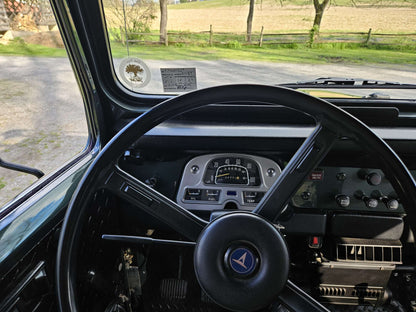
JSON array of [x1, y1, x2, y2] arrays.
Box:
[[0, 0, 88, 206]]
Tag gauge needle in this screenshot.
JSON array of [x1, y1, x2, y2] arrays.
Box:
[[216, 173, 230, 178]]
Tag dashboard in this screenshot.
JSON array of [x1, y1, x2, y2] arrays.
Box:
[[175, 153, 405, 215], [120, 143, 411, 232]]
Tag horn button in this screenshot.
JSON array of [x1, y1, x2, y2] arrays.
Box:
[[194, 212, 289, 311], [226, 246, 258, 277]]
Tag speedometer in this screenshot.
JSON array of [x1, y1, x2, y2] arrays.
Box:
[[203, 156, 261, 186], [215, 165, 249, 185]]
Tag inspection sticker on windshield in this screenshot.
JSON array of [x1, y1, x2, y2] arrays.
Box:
[[160, 68, 197, 92]]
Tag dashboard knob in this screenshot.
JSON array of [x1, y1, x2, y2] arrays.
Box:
[[336, 172, 347, 181], [354, 190, 378, 208], [267, 168, 276, 177], [367, 172, 382, 186], [301, 191, 311, 200], [364, 197, 378, 208], [358, 170, 382, 186], [190, 165, 200, 174], [382, 197, 399, 210], [335, 195, 350, 208]]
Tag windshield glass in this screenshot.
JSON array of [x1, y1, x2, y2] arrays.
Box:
[[102, 0, 416, 98]]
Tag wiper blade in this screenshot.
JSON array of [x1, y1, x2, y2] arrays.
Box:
[[280, 77, 416, 89]]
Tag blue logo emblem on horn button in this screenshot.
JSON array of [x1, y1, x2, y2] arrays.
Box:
[[229, 247, 256, 275]]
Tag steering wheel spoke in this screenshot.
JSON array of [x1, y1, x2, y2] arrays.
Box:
[[102, 234, 196, 247], [255, 124, 338, 221], [278, 280, 331, 312], [103, 165, 207, 241]]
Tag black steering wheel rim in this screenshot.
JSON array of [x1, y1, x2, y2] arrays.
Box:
[[57, 84, 416, 312]]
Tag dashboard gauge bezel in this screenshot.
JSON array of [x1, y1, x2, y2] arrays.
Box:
[[176, 153, 282, 211]]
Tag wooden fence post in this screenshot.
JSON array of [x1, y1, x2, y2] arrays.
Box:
[[366, 28, 372, 45], [259, 26, 264, 47], [165, 33, 169, 46], [209, 25, 213, 46]]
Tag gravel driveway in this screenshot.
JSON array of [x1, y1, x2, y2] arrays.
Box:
[[1, 56, 416, 205], [0, 56, 87, 206]]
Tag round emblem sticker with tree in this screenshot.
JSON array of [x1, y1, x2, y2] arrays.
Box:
[[118, 57, 151, 89]]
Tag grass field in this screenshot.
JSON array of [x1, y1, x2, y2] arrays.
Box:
[[109, 42, 416, 64], [102, 0, 416, 34], [158, 0, 416, 33], [0, 38, 67, 57]]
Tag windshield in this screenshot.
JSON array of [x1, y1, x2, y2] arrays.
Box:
[[102, 0, 416, 98]]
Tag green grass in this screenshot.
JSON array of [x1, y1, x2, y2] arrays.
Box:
[[0, 36, 415, 65], [0, 177, 5, 190], [0, 38, 67, 57], [109, 41, 416, 64]]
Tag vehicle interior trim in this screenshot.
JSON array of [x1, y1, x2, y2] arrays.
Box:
[[145, 122, 416, 140], [0, 261, 45, 312]]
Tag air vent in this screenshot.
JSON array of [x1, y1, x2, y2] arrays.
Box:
[[318, 285, 384, 301], [337, 242, 401, 263], [351, 288, 383, 298], [319, 286, 347, 296]]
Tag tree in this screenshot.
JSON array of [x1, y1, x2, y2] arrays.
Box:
[[104, 0, 156, 43], [159, 0, 168, 44], [312, 0, 331, 34], [246, 0, 255, 42]]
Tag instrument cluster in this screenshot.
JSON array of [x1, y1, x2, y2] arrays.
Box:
[[176, 154, 281, 211]]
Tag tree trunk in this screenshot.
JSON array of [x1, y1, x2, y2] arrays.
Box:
[[159, 0, 168, 44], [246, 0, 255, 42], [313, 0, 330, 33]]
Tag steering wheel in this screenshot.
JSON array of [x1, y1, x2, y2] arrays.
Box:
[[57, 84, 416, 312]]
